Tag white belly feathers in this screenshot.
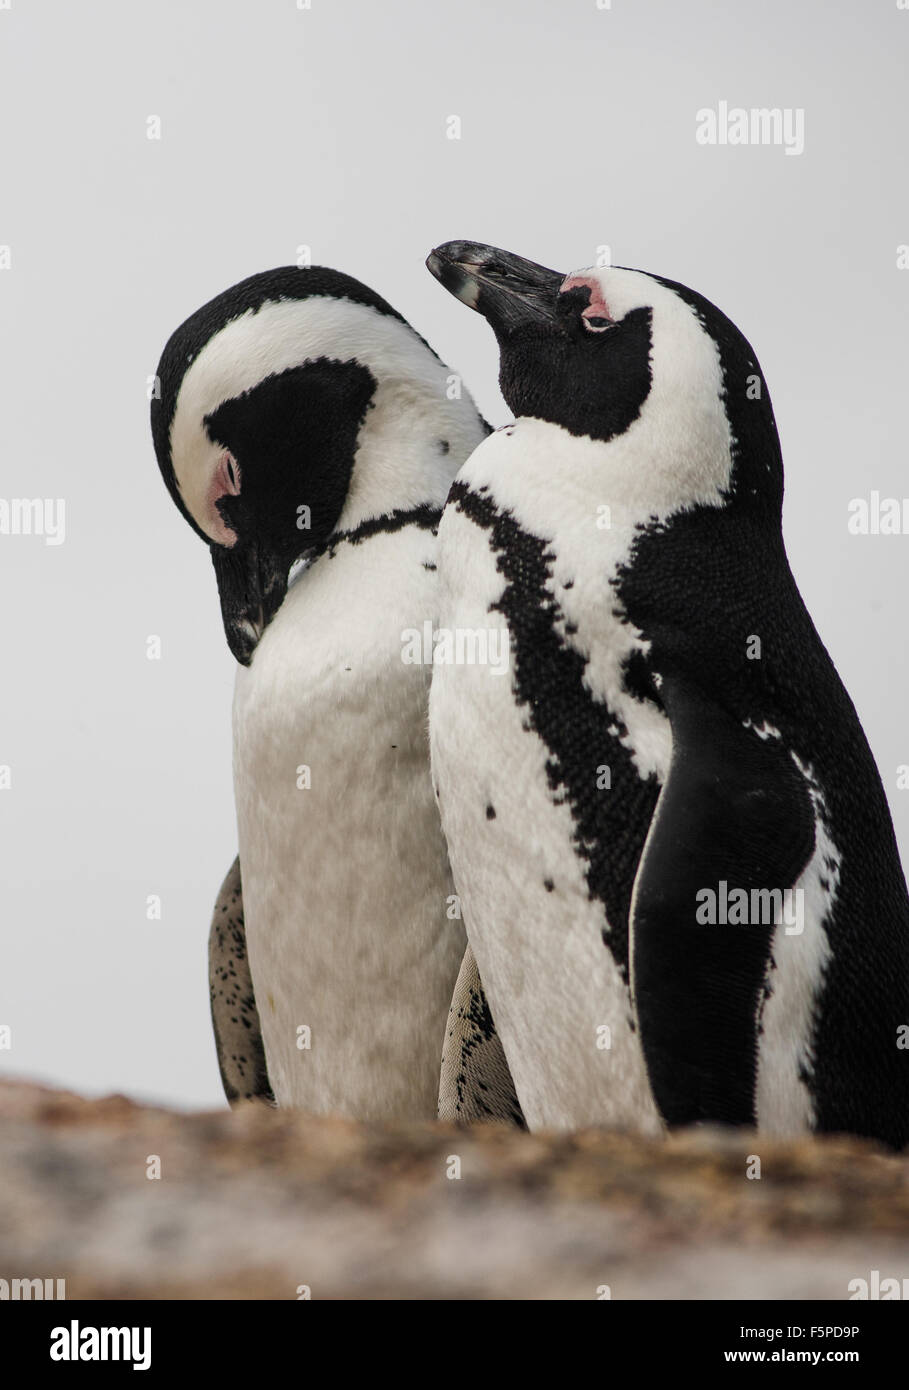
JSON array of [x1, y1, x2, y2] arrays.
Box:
[[234, 525, 465, 1118]]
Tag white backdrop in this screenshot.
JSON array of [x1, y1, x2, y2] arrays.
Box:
[[1, 0, 906, 1107]]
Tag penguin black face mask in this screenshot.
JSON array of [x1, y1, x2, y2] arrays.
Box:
[[200, 359, 375, 664], [427, 240, 653, 443], [153, 355, 375, 665]]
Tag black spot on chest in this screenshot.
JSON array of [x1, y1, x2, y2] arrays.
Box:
[[450, 481, 661, 979]]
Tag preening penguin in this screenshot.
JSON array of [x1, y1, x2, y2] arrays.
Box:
[[150, 265, 520, 1121], [427, 240, 909, 1147]]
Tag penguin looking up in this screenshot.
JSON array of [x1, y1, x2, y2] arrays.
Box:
[[426, 240, 909, 1147], [150, 266, 521, 1122]]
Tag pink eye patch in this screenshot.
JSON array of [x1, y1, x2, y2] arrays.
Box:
[[560, 274, 614, 324], [206, 451, 241, 546]]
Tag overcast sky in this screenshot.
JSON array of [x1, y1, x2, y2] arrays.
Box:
[[1, 0, 907, 1108]]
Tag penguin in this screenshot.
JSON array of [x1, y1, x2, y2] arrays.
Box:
[[150, 265, 522, 1122], [425, 240, 909, 1147]]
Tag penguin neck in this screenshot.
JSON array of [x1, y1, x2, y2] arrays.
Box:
[[508, 399, 735, 522], [332, 375, 488, 536]]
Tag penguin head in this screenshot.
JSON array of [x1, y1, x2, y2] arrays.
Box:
[[151, 266, 484, 664], [427, 242, 782, 508]]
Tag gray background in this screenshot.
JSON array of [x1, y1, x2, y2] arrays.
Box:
[[1, 0, 906, 1108]]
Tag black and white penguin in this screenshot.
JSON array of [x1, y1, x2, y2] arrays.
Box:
[[426, 240, 909, 1147], [150, 265, 521, 1121]]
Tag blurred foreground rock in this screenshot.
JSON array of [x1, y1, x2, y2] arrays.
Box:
[[1, 1076, 907, 1299]]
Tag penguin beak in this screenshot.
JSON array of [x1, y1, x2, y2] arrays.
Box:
[[427, 241, 564, 332], [210, 540, 289, 666]]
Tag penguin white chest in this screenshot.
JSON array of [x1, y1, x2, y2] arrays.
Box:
[[233, 531, 465, 1119], [430, 425, 667, 1133]]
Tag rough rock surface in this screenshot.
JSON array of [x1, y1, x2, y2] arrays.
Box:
[[1, 1077, 907, 1300]]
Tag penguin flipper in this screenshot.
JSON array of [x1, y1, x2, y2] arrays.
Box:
[[438, 944, 526, 1128], [209, 856, 275, 1107], [631, 673, 816, 1128]]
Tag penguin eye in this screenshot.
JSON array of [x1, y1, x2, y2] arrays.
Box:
[[219, 451, 241, 495], [582, 315, 614, 333]]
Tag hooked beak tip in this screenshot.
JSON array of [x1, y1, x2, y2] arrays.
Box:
[[426, 244, 482, 310], [427, 241, 565, 331]]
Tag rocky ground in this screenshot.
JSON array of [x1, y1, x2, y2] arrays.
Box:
[[1, 1076, 907, 1299]]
